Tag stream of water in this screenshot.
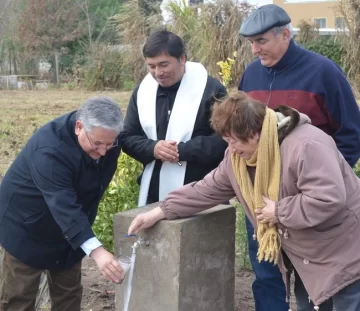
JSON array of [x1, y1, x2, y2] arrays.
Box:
[[123, 250, 136, 311]]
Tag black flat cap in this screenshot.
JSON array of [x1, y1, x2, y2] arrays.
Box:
[[239, 4, 291, 37]]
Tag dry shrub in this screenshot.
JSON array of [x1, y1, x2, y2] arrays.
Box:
[[111, 0, 163, 84], [112, 0, 254, 88], [296, 20, 319, 44], [338, 0, 360, 90], [166, 0, 254, 88], [81, 43, 131, 91]]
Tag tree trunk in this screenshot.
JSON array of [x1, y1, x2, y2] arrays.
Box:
[[54, 51, 60, 87], [13, 53, 17, 75], [8, 51, 12, 75]]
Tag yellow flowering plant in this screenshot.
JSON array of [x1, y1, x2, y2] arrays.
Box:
[[217, 51, 238, 88]]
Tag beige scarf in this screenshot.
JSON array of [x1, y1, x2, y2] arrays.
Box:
[[232, 108, 282, 264]]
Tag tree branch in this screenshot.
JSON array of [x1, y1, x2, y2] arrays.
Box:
[[0, 0, 12, 23]]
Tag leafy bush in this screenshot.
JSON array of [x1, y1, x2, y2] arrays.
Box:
[[301, 37, 344, 68], [233, 201, 251, 269], [93, 153, 142, 251], [295, 20, 345, 70], [355, 161, 360, 178]]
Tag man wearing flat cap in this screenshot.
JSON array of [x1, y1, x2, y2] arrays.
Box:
[[240, 4, 291, 37], [238, 3, 360, 311]]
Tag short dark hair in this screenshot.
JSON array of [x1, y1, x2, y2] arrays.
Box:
[[211, 91, 266, 142], [142, 30, 186, 59]]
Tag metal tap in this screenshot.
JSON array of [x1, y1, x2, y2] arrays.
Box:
[[133, 236, 150, 250]]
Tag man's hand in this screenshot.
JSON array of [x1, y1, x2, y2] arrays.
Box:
[[90, 247, 124, 283], [128, 207, 165, 234], [254, 196, 278, 227], [154, 140, 179, 162]]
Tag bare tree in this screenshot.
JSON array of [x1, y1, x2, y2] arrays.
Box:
[[0, 0, 23, 75], [0, 0, 12, 24], [338, 0, 360, 90], [73, 0, 122, 46], [74, 0, 94, 46], [18, 0, 86, 85]]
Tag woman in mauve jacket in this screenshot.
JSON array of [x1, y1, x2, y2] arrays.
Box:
[[128, 91, 360, 311]]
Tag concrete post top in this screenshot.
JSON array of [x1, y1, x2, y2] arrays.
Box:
[[115, 203, 235, 223]]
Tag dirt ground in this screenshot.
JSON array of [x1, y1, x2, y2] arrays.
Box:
[[81, 257, 301, 311], [81, 257, 116, 311], [0, 248, 296, 311], [0, 246, 256, 311], [80, 256, 256, 311]]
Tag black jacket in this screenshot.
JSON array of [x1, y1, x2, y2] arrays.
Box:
[[120, 76, 228, 203], [0, 112, 120, 269]]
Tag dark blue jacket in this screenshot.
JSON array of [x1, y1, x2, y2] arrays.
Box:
[[239, 39, 360, 167], [0, 112, 120, 269]]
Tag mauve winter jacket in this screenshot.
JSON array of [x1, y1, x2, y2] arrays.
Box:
[[159, 113, 360, 306]]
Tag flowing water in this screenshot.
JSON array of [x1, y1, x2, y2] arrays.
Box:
[[123, 250, 136, 311]]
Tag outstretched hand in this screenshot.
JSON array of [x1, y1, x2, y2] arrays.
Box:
[[128, 207, 165, 234]]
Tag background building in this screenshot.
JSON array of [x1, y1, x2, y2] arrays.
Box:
[[273, 0, 345, 31]]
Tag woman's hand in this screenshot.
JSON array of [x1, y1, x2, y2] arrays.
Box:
[[254, 196, 278, 227], [128, 206, 165, 234]]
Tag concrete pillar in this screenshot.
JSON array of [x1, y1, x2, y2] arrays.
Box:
[[114, 204, 236, 311]]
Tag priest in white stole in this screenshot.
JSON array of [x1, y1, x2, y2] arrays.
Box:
[[120, 30, 227, 206]]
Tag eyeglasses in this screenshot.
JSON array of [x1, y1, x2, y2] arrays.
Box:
[[85, 131, 118, 151]]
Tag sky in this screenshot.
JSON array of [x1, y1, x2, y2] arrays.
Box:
[[162, 0, 273, 21], [247, 0, 272, 6]]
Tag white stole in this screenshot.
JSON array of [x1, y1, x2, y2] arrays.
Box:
[[137, 61, 207, 207]]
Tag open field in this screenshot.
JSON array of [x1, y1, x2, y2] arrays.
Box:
[[0, 90, 131, 175], [1, 90, 358, 177]]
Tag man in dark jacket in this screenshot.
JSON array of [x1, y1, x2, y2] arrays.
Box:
[[0, 97, 124, 311], [120, 30, 227, 206], [238, 4, 360, 311]]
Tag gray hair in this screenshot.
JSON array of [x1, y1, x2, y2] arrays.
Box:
[[273, 23, 294, 39], [76, 96, 124, 134]]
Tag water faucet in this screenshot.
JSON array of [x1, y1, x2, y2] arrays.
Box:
[[133, 236, 150, 249], [124, 234, 149, 254]]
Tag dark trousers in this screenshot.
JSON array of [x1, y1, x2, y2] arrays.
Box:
[[294, 269, 333, 310], [295, 268, 360, 311], [0, 248, 82, 311]]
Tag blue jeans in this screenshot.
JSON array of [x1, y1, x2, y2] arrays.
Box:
[[246, 216, 289, 311]]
